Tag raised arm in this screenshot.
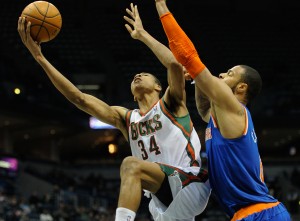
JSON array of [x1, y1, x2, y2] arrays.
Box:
[[17, 17, 129, 139], [155, 0, 246, 137], [124, 3, 187, 117], [155, 1, 236, 108]]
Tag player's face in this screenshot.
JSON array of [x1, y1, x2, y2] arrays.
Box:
[[131, 72, 157, 95], [218, 66, 243, 91]]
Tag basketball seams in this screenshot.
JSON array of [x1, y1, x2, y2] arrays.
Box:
[[31, 2, 43, 40], [21, 1, 62, 42], [22, 14, 61, 29], [39, 26, 51, 41], [22, 13, 44, 22], [31, 2, 60, 18], [44, 13, 61, 18], [32, 2, 46, 16], [35, 2, 50, 41]]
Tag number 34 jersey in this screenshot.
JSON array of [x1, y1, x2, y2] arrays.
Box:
[[125, 99, 202, 174]]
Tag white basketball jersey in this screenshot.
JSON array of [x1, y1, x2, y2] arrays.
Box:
[[126, 99, 202, 174]]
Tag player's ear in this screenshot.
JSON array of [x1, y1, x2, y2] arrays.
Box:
[[236, 82, 248, 94], [155, 84, 162, 93]]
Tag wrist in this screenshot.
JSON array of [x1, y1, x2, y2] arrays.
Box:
[[138, 29, 149, 40], [36, 54, 45, 64], [155, 0, 166, 6], [155, 0, 169, 17]]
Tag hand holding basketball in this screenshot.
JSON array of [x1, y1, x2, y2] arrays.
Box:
[[18, 17, 44, 62], [20, 1, 62, 43]]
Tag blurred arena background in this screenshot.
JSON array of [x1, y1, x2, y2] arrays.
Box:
[[0, 0, 299, 220]]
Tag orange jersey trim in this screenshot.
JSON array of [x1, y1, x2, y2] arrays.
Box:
[[231, 201, 280, 221], [210, 114, 218, 128], [242, 107, 248, 135], [125, 110, 133, 129]]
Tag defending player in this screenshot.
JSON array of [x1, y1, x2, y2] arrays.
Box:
[[153, 0, 291, 220], [17, 3, 210, 221]]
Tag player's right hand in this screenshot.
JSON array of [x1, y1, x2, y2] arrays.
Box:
[[124, 3, 145, 40], [17, 17, 43, 62]]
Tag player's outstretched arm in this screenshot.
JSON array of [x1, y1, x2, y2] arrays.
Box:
[[17, 17, 128, 138], [124, 3, 187, 117], [155, 1, 241, 114]]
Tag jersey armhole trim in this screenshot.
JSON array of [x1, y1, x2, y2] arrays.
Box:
[[242, 107, 249, 135]]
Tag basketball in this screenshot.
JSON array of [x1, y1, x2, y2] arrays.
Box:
[[21, 1, 62, 43]]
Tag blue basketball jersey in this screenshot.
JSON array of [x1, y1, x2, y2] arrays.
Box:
[[205, 106, 277, 217]]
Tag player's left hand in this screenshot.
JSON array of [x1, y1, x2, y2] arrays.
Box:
[[124, 3, 145, 40], [17, 17, 43, 62]]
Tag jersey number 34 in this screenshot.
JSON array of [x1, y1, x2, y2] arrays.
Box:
[[138, 135, 161, 160]]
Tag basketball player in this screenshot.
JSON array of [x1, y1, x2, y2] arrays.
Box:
[[153, 0, 291, 220], [17, 4, 211, 221]]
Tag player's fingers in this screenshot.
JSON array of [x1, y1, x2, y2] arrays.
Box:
[[19, 17, 25, 34], [17, 17, 21, 30], [126, 9, 134, 20], [19, 17, 27, 41], [130, 3, 134, 15], [26, 21, 31, 30], [17, 17, 26, 43], [17, 17, 22, 34], [26, 21, 31, 40], [134, 5, 140, 18], [124, 24, 133, 34], [123, 16, 135, 26], [126, 8, 134, 18]]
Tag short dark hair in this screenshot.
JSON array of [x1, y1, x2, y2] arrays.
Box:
[[150, 74, 163, 98], [240, 65, 262, 103]]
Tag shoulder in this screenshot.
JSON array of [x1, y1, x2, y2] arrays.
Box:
[[111, 106, 130, 121]]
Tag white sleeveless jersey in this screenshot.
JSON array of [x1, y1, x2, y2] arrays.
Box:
[[125, 99, 202, 174]]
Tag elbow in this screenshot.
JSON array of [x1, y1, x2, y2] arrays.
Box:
[[169, 59, 182, 71], [70, 91, 86, 106], [168, 60, 184, 81]]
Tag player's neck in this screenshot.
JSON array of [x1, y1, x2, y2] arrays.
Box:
[[137, 94, 160, 114], [235, 94, 247, 106]]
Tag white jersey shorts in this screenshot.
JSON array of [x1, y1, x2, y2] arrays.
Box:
[[148, 164, 211, 221]]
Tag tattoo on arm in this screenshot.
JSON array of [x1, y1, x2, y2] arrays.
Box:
[[195, 86, 211, 119]]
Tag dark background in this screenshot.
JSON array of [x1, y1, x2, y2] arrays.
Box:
[[0, 0, 300, 220], [1, 0, 299, 163]]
